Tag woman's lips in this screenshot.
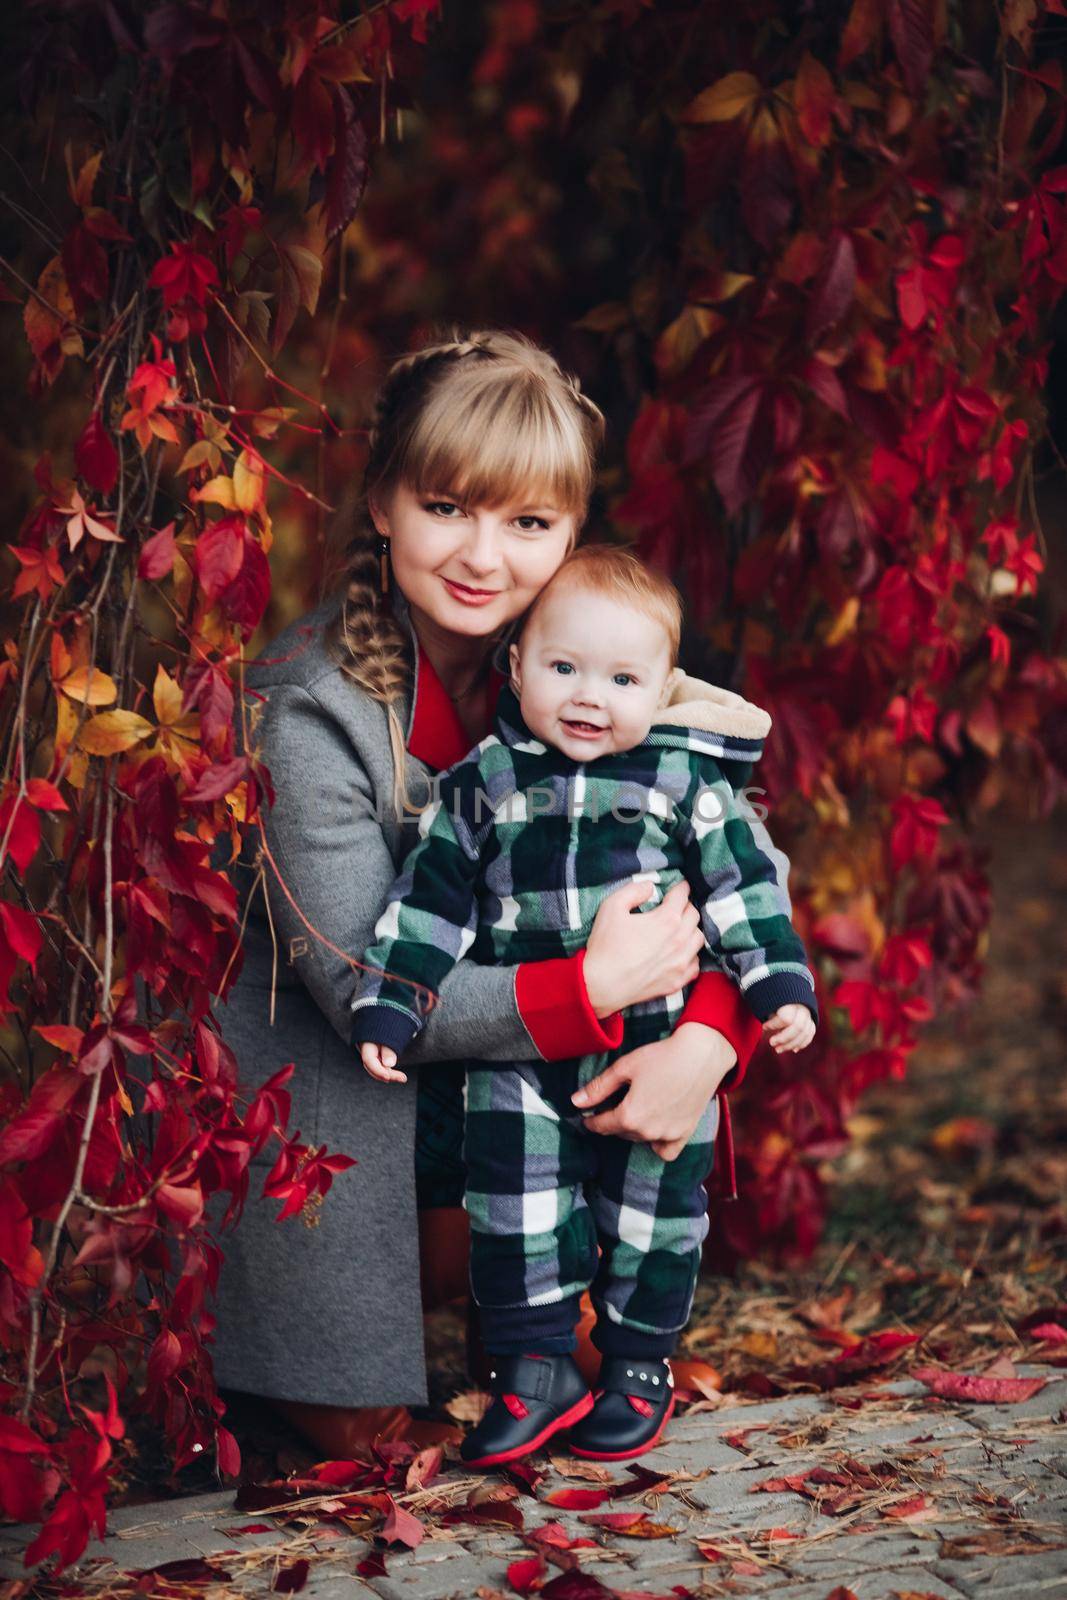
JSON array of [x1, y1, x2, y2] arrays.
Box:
[[562, 718, 607, 738], [442, 577, 501, 607]]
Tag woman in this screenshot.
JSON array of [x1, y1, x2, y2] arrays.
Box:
[[211, 329, 768, 1456]]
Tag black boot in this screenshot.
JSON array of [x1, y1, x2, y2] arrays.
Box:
[[459, 1353, 594, 1468], [567, 1356, 675, 1461]]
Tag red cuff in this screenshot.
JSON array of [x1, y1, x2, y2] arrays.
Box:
[[515, 949, 625, 1061], [679, 971, 763, 1091]]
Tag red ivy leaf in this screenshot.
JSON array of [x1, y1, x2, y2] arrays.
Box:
[[74, 411, 119, 495]]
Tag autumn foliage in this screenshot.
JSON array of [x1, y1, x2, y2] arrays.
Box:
[[0, 0, 1065, 1572]]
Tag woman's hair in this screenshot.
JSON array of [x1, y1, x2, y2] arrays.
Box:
[[518, 543, 683, 668], [323, 327, 605, 818]]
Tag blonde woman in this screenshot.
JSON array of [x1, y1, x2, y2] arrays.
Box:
[[212, 329, 770, 1456]]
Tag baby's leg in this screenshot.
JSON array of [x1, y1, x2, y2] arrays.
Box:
[[585, 1093, 720, 1359], [463, 1060, 600, 1356]]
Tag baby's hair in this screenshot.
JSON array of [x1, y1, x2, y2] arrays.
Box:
[[322, 326, 606, 818], [519, 543, 682, 668]]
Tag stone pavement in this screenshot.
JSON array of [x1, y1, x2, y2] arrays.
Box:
[[1, 1367, 1065, 1600]]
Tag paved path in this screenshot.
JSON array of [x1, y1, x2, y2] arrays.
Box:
[[2, 1366, 1064, 1599]]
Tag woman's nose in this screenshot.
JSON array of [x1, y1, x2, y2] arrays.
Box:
[[461, 517, 503, 576]]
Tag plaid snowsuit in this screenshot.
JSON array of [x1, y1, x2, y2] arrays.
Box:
[[350, 673, 817, 1356]]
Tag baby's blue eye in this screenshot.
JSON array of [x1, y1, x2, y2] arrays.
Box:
[[551, 661, 574, 675], [613, 673, 637, 687]]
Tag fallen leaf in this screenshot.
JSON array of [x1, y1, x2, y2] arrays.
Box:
[[273, 1559, 309, 1592], [404, 1445, 443, 1491], [446, 1388, 490, 1423], [912, 1366, 1047, 1403], [1028, 1322, 1067, 1343], [881, 1494, 939, 1522], [543, 1488, 610, 1510], [578, 1511, 678, 1538], [670, 1358, 722, 1399], [538, 1572, 617, 1599], [548, 1455, 615, 1483], [507, 1554, 547, 1595], [379, 1497, 424, 1548], [505, 1461, 547, 1496], [442, 1501, 525, 1531]]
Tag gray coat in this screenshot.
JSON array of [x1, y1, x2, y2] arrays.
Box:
[[207, 588, 545, 1408]]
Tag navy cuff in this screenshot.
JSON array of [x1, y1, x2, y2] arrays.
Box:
[[743, 971, 819, 1025], [349, 1002, 421, 1053]]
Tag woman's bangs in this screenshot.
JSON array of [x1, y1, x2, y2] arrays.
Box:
[[403, 381, 589, 513]]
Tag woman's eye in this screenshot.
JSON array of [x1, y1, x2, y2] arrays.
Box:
[[424, 499, 462, 517], [515, 515, 551, 531]]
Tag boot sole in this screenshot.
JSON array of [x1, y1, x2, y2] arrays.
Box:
[[567, 1393, 676, 1461], [461, 1390, 596, 1468]]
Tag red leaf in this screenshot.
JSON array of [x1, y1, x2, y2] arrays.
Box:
[[356, 1551, 387, 1577], [379, 1496, 425, 1547], [538, 1571, 617, 1599], [216, 1426, 241, 1478], [807, 229, 856, 340], [794, 52, 835, 148], [543, 1487, 610, 1510], [888, 0, 933, 96], [138, 521, 176, 581], [273, 1558, 309, 1592], [74, 412, 119, 495], [912, 1366, 1047, 1404], [508, 1554, 547, 1595]]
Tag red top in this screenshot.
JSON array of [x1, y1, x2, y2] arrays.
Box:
[[404, 644, 762, 1104]]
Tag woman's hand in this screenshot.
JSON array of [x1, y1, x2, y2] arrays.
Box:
[[583, 879, 705, 1018], [571, 1022, 737, 1161]]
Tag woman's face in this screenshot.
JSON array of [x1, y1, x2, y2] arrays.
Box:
[[369, 481, 578, 641]]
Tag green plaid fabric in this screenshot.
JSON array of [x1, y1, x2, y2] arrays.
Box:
[[350, 679, 816, 1052]]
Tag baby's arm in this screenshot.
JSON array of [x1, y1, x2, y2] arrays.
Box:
[[673, 766, 818, 1031], [349, 759, 486, 1056]]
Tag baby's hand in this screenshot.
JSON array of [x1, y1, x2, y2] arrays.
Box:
[[360, 1041, 408, 1084], [763, 1003, 816, 1054]]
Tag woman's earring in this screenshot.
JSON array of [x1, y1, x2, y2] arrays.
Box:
[[378, 535, 390, 596]]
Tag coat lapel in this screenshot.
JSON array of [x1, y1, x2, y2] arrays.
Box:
[[392, 588, 508, 771]]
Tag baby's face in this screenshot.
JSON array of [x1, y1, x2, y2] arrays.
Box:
[[509, 588, 673, 760]]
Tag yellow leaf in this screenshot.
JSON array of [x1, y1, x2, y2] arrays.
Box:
[[251, 407, 297, 439], [78, 710, 155, 755], [683, 72, 761, 124], [178, 439, 221, 475], [58, 665, 118, 706], [67, 146, 103, 208], [152, 664, 184, 726], [116, 1081, 134, 1116], [233, 449, 266, 513], [824, 597, 860, 646], [655, 304, 719, 377], [226, 782, 249, 823], [194, 475, 237, 509]]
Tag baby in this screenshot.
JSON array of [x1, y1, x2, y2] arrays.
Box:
[[350, 544, 817, 1467]]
